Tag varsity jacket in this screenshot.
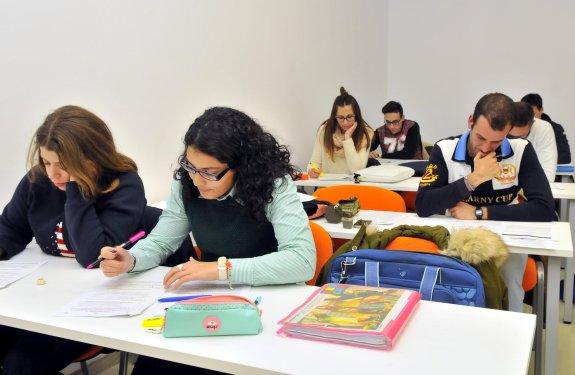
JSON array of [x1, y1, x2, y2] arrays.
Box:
[[415, 131, 556, 222]]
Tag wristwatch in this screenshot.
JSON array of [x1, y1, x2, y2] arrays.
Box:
[[475, 206, 484, 220], [217, 256, 228, 280]]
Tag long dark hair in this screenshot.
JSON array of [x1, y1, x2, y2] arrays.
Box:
[[175, 107, 296, 221], [29, 105, 137, 199], [322, 87, 371, 159]]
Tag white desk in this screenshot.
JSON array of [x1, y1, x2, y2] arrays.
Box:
[[0, 247, 536, 375], [297, 177, 575, 324], [313, 211, 572, 375]]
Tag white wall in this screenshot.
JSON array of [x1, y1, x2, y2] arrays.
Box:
[[387, 0, 575, 148], [0, 0, 387, 205]]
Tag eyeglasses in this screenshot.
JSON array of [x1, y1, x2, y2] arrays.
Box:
[[178, 155, 230, 181], [335, 114, 355, 123], [385, 119, 402, 126]]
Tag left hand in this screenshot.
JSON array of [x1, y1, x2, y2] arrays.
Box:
[[163, 257, 218, 290], [344, 122, 358, 140], [448, 201, 476, 220]]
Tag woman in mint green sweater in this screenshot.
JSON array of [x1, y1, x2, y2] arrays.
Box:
[[100, 106, 315, 374], [99, 106, 315, 287]]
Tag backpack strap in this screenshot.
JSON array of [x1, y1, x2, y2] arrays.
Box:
[[364, 261, 380, 287], [419, 266, 440, 301]]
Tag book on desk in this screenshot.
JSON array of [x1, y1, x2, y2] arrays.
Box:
[[278, 283, 420, 350]]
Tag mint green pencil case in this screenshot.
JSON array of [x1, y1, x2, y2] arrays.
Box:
[[163, 295, 262, 338]]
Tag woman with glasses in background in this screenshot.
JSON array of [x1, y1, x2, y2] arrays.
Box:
[[308, 87, 373, 177], [370, 100, 423, 160]]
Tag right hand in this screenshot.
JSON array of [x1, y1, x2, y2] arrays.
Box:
[[469, 151, 500, 186], [369, 150, 381, 158], [99, 246, 134, 277], [308, 168, 321, 179], [344, 122, 358, 140]]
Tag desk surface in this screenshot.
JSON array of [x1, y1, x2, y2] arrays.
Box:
[[296, 177, 575, 200], [314, 211, 573, 258], [0, 248, 535, 375]]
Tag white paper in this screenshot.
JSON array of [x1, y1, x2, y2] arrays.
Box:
[[317, 173, 352, 181], [55, 277, 164, 317], [357, 211, 405, 226], [297, 192, 315, 202], [0, 260, 48, 288]]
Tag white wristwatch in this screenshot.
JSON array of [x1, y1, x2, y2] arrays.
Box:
[[217, 256, 228, 281]]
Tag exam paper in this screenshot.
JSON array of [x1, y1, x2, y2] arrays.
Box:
[[318, 173, 352, 181], [55, 277, 164, 317], [0, 260, 48, 288]]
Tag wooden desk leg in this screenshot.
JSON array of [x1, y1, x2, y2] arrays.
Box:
[[563, 199, 574, 324], [545, 257, 561, 375]]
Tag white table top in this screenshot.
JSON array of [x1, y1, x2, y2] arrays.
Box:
[[314, 211, 573, 258], [0, 247, 536, 375], [296, 177, 575, 200]]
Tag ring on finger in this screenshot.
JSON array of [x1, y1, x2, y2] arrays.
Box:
[[177, 263, 185, 272]]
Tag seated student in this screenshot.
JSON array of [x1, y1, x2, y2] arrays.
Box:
[[415, 93, 556, 312], [99, 107, 315, 374], [509, 102, 557, 183], [522, 93, 571, 164], [370, 100, 423, 160], [0, 105, 148, 374], [308, 87, 373, 177]]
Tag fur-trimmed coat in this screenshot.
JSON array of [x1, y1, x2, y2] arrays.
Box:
[[441, 228, 509, 310]]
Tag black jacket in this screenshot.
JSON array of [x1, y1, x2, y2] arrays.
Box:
[[0, 171, 146, 267], [541, 113, 571, 164]]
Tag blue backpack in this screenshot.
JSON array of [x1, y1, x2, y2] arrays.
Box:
[[326, 249, 486, 307]]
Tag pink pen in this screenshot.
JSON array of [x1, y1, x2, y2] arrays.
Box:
[[86, 230, 146, 269]]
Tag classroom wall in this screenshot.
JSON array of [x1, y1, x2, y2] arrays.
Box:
[[387, 0, 575, 149], [0, 0, 388, 206]]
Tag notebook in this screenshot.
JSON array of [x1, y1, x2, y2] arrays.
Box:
[[278, 283, 420, 350]]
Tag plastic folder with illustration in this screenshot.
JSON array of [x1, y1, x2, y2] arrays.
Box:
[[278, 283, 420, 350]]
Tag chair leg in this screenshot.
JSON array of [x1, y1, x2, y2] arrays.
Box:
[[532, 260, 545, 375], [80, 360, 90, 375], [118, 351, 129, 375]]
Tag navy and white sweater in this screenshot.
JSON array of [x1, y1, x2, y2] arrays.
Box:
[[0, 171, 146, 267], [415, 132, 556, 222]]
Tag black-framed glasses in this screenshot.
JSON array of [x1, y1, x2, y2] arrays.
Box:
[[385, 119, 402, 126], [178, 155, 230, 181], [335, 114, 355, 123]]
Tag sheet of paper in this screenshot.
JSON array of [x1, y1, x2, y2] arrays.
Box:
[[0, 260, 48, 288], [357, 211, 405, 226], [297, 192, 315, 202], [55, 276, 164, 317], [318, 173, 352, 181]]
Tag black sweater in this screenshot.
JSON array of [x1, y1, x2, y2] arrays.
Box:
[[0, 171, 146, 267], [370, 122, 423, 160]]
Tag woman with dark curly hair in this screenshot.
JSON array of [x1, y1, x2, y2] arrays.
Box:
[[308, 87, 373, 177], [99, 106, 315, 287]]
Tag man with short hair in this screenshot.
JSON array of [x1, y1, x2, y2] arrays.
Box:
[[521, 93, 571, 164], [509, 102, 557, 183], [416, 93, 556, 312]]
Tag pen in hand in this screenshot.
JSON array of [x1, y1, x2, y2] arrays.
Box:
[[86, 230, 146, 269]]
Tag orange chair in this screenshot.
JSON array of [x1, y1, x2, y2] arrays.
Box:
[[313, 185, 406, 212], [308, 221, 334, 285], [400, 191, 417, 212], [385, 236, 440, 254]]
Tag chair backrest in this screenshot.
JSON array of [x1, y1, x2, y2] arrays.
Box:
[[308, 221, 334, 285], [313, 185, 406, 212], [385, 236, 440, 254], [522, 256, 538, 291]]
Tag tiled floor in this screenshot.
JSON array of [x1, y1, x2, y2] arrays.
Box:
[[63, 302, 575, 375]]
